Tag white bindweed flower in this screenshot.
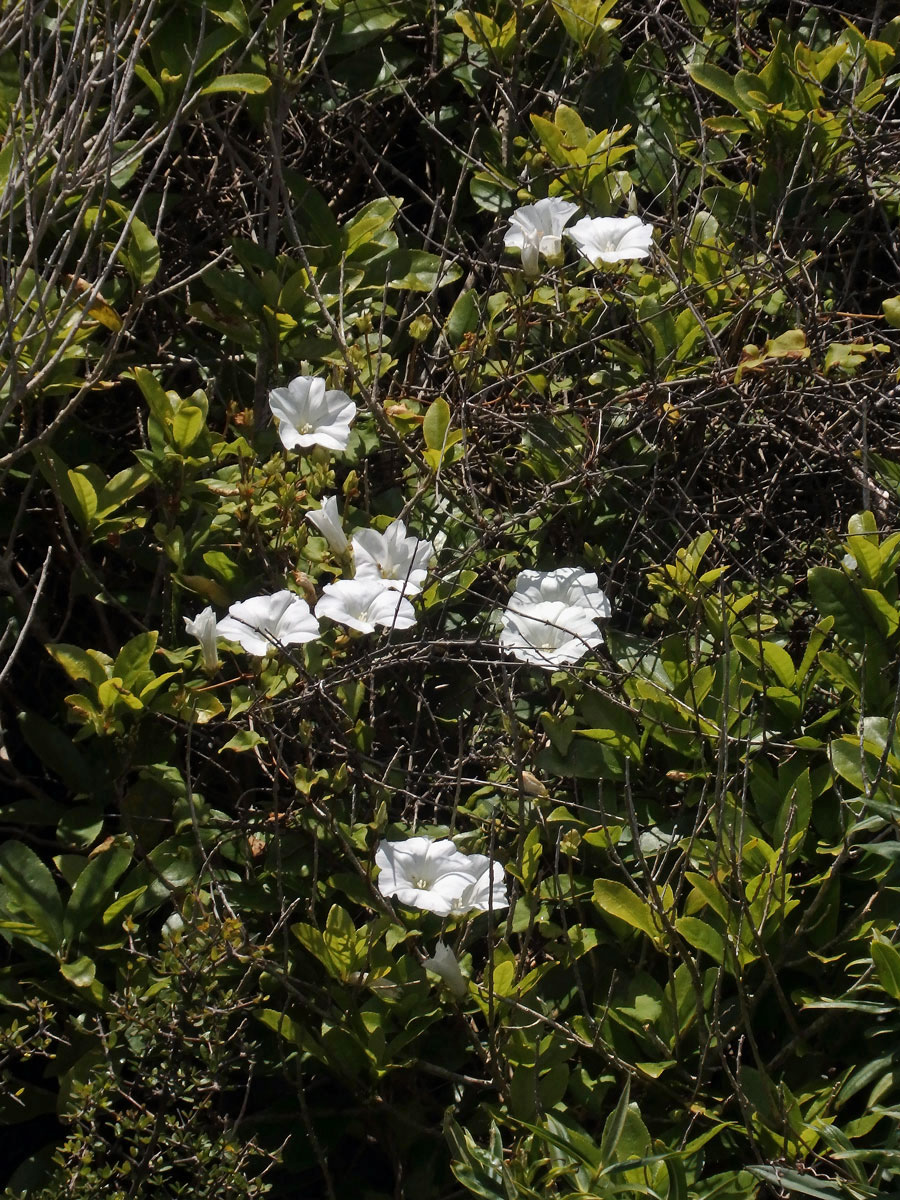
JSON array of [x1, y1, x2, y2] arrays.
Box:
[[352, 519, 434, 596], [567, 214, 654, 265], [499, 600, 604, 669], [161, 912, 185, 941], [375, 836, 508, 916], [503, 197, 579, 277], [183, 605, 220, 672], [315, 579, 416, 634], [423, 942, 468, 998], [216, 590, 320, 656], [306, 495, 350, 554], [268, 375, 357, 452], [510, 568, 611, 622]]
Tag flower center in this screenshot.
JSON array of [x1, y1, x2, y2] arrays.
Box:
[[297, 421, 314, 435], [411, 876, 432, 891]]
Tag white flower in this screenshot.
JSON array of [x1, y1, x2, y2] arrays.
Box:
[[499, 600, 603, 669], [315, 579, 416, 634], [306, 495, 350, 554], [161, 913, 185, 940], [268, 375, 357, 451], [567, 215, 654, 265], [375, 836, 508, 916], [216, 590, 320, 656], [503, 197, 579, 277], [352, 519, 434, 596], [423, 942, 468, 998], [183, 605, 220, 672], [510, 568, 611, 622]]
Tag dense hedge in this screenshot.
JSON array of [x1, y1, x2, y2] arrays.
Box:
[[1, 1, 900, 1196]]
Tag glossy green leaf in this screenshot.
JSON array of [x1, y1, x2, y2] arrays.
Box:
[[593, 879, 660, 939], [60, 955, 97, 987], [0, 841, 64, 949], [200, 72, 271, 96], [220, 730, 266, 753], [675, 916, 725, 965], [125, 217, 160, 286], [871, 934, 900, 1001], [172, 404, 206, 451], [807, 567, 869, 646], [64, 839, 133, 941], [423, 396, 451, 453]]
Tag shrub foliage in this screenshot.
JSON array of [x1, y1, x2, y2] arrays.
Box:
[[1, 0, 900, 1196]]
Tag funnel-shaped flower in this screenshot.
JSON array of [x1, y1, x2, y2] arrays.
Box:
[[375, 836, 507, 916], [216, 590, 320, 655], [306, 495, 350, 554], [315, 579, 416, 633], [503, 198, 579, 276], [423, 942, 468, 997], [352, 519, 434, 596], [183, 605, 220, 672], [510, 568, 611, 622], [269, 375, 356, 451], [499, 600, 603, 669], [567, 215, 654, 265]]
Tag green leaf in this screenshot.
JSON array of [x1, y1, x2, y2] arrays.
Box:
[[0, 140, 16, 192], [675, 916, 725, 965], [200, 72, 271, 96], [65, 470, 98, 530], [423, 396, 452, 453], [871, 934, 900, 1001], [17, 710, 99, 796], [731, 635, 795, 688], [103, 886, 146, 926], [220, 730, 266, 753], [124, 217, 160, 286], [551, 0, 618, 51], [206, 0, 249, 33], [60, 956, 96, 988], [828, 737, 892, 807], [807, 566, 870, 646], [688, 62, 743, 111], [64, 839, 133, 942], [0, 841, 64, 950], [33, 447, 97, 530], [57, 806, 104, 851], [861, 587, 899, 638], [385, 250, 460, 292], [323, 904, 358, 980], [599, 1077, 631, 1164], [446, 289, 479, 346], [172, 404, 206, 452], [113, 631, 158, 688], [203, 550, 242, 585], [774, 768, 812, 859], [97, 466, 151, 514], [343, 196, 401, 258], [883, 297, 900, 329], [131, 367, 173, 425], [46, 644, 109, 687], [519, 825, 541, 891], [134, 63, 165, 109], [575, 693, 642, 759], [593, 879, 659, 939], [746, 1165, 849, 1199], [334, 0, 402, 44], [255, 1007, 310, 1049], [283, 172, 341, 250]]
